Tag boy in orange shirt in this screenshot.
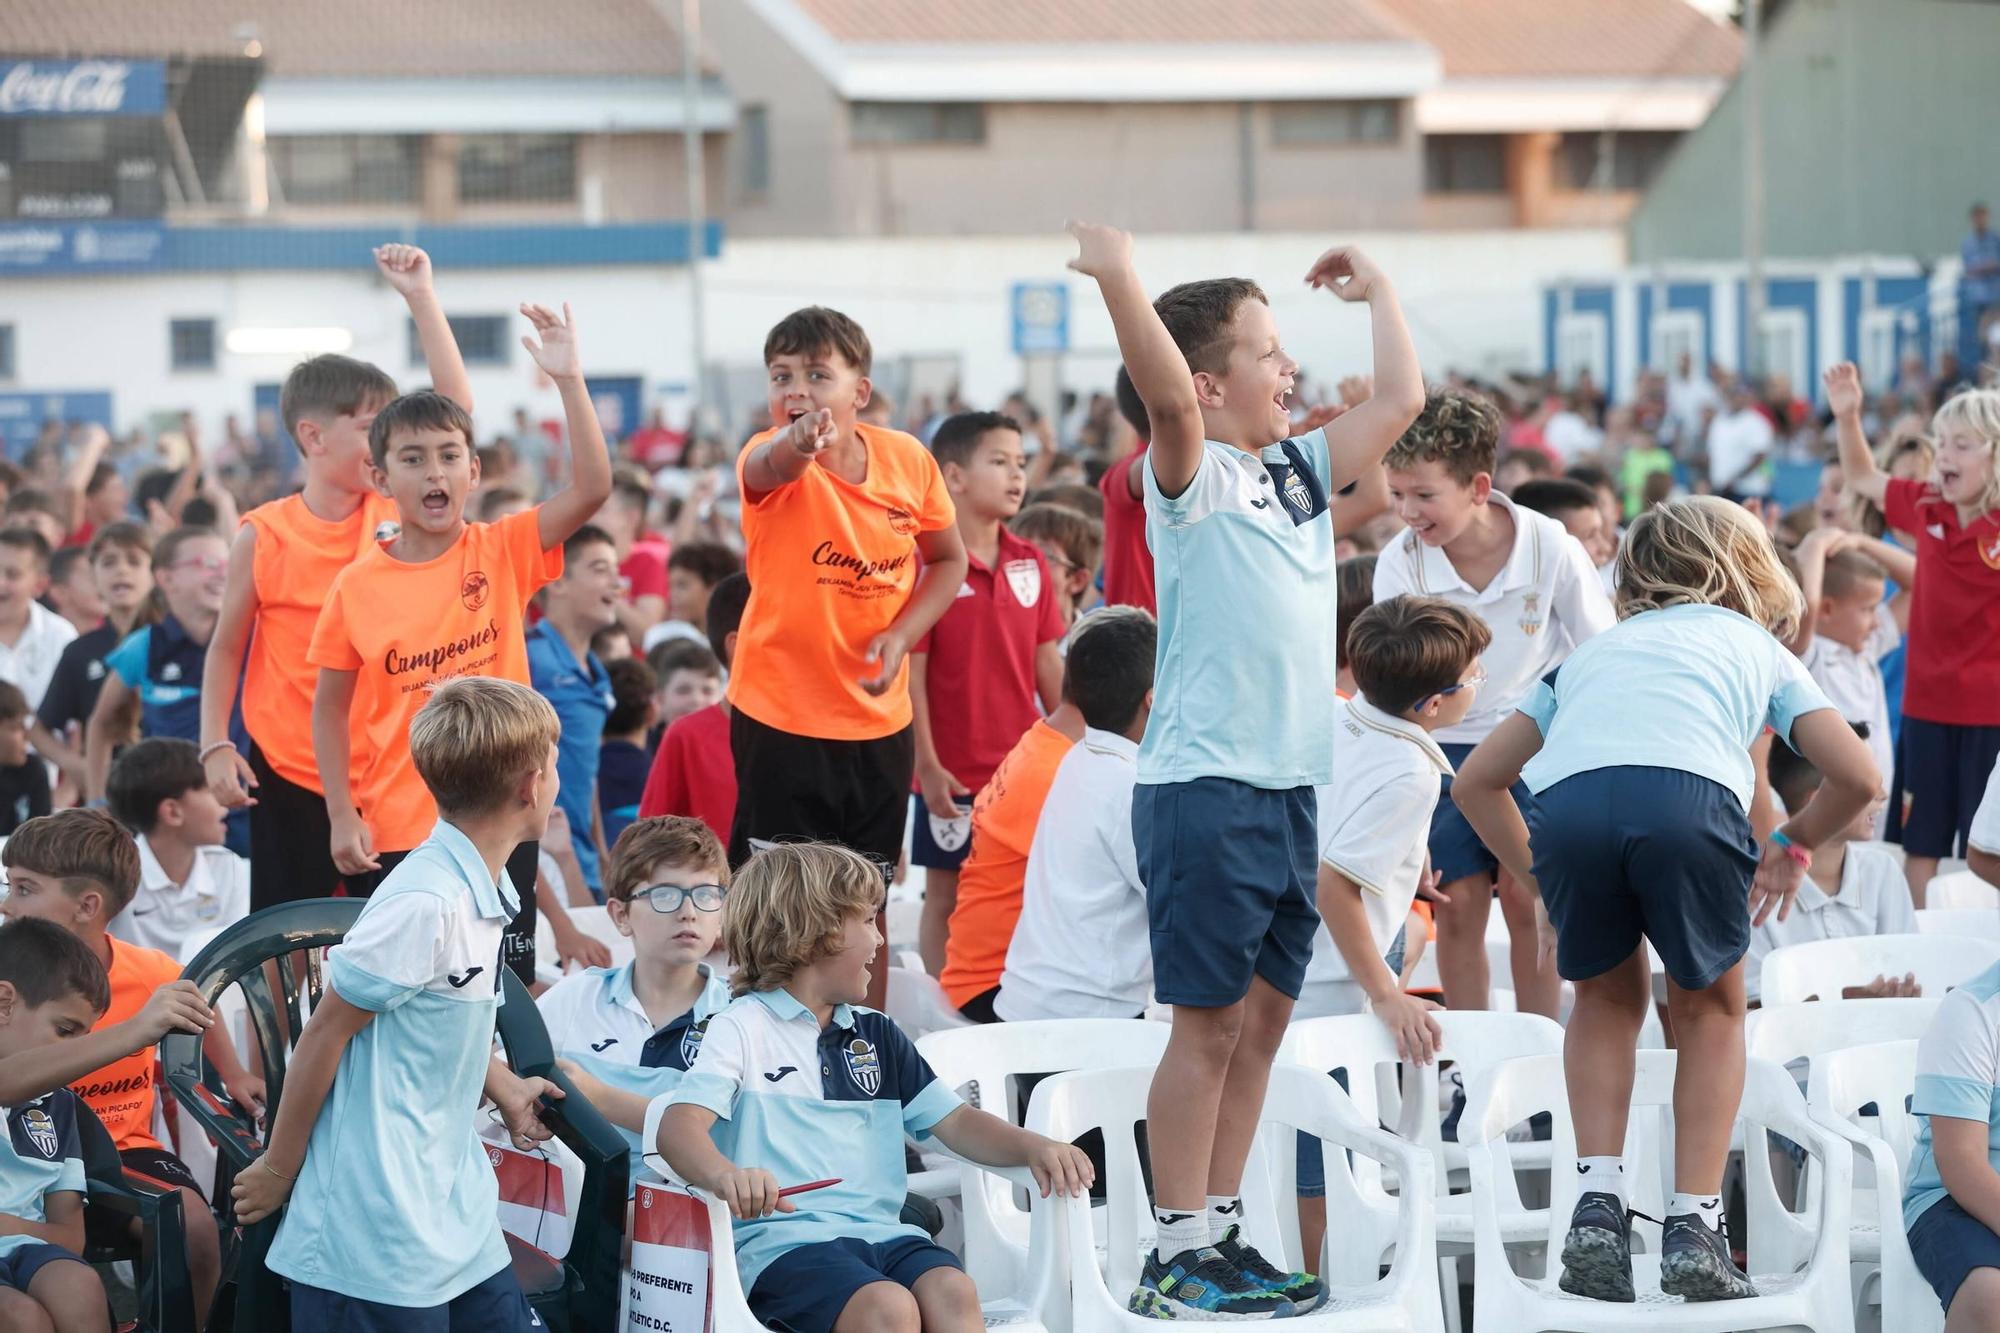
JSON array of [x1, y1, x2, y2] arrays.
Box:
[[310, 301, 611, 981], [201, 243, 470, 908], [729, 308, 969, 1002]]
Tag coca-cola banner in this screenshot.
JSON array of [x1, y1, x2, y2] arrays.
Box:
[[0, 59, 166, 118]]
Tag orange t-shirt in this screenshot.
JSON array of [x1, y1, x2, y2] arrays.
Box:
[[307, 508, 563, 853], [71, 936, 182, 1152], [242, 492, 401, 790], [938, 720, 1075, 1007], [729, 423, 955, 741]]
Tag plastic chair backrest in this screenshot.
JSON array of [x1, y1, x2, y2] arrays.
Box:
[[1809, 1038, 1922, 1173], [561, 904, 634, 968], [1928, 870, 1998, 910], [884, 964, 972, 1038], [1746, 996, 1942, 1067], [1917, 908, 2000, 940], [1759, 934, 2000, 1007]]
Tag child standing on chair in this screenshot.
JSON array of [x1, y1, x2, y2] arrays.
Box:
[[232, 678, 569, 1330], [1452, 496, 1879, 1303]]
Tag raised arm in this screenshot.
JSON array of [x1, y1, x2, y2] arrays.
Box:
[[1305, 248, 1425, 491], [520, 303, 615, 550], [60, 424, 111, 537], [1066, 222, 1205, 499], [201, 526, 261, 809], [377, 244, 473, 412], [1824, 363, 1887, 506]]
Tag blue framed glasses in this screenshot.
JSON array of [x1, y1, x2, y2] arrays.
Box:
[[633, 883, 726, 914], [1431, 667, 1487, 701]]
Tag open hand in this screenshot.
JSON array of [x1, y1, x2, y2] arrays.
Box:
[[1065, 220, 1134, 280], [553, 922, 613, 972], [1823, 362, 1864, 419], [373, 244, 435, 297], [520, 302, 582, 382], [1291, 402, 1350, 433], [1304, 246, 1386, 303], [1338, 374, 1375, 408]]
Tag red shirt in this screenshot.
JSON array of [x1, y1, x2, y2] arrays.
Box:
[[1099, 447, 1156, 613], [638, 702, 737, 840], [914, 528, 1065, 792], [621, 538, 670, 606], [1884, 478, 2000, 726], [630, 426, 687, 469]]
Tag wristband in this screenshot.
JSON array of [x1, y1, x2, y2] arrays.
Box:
[[1769, 829, 1812, 869], [197, 741, 235, 764], [260, 1159, 298, 1182]]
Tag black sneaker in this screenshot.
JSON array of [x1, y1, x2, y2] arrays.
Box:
[[1440, 1069, 1467, 1142], [1213, 1224, 1327, 1314], [1558, 1191, 1637, 1302], [1128, 1246, 1292, 1320], [1660, 1212, 1757, 1301]]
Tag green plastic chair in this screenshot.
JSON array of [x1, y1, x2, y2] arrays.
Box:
[[77, 1099, 196, 1333]]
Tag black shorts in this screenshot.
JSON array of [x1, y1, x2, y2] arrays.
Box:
[[356, 841, 540, 985], [1890, 718, 2000, 859], [728, 707, 914, 883], [248, 742, 346, 911], [85, 1146, 204, 1249]]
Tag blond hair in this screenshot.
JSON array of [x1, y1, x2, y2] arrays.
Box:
[[724, 843, 881, 998], [409, 677, 560, 819], [1615, 495, 1803, 639], [1932, 388, 2000, 515]]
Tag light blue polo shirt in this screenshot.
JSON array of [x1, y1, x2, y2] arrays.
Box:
[[0, 1090, 86, 1261], [1517, 604, 1834, 811], [267, 820, 521, 1309], [1906, 962, 2000, 1230], [1140, 429, 1337, 790], [657, 990, 962, 1289], [526, 620, 613, 896]]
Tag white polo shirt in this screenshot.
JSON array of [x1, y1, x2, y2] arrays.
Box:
[[1972, 757, 2000, 857], [995, 728, 1150, 1022], [1744, 841, 1915, 1002], [1302, 697, 1452, 1013], [108, 835, 250, 958], [1372, 491, 1614, 745], [1801, 604, 1898, 810], [0, 602, 76, 713]]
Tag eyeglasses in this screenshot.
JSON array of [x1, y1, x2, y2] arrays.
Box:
[[1430, 668, 1487, 702], [631, 883, 726, 914], [170, 556, 227, 575]]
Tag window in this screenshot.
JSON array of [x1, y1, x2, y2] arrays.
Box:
[[409, 315, 510, 368], [1554, 131, 1680, 192], [269, 135, 420, 205], [170, 319, 216, 372], [738, 104, 770, 195], [1556, 313, 1609, 391], [457, 134, 576, 203], [1270, 100, 1399, 146], [850, 102, 985, 146], [0, 325, 13, 380], [1755, 309, 1808, 394], [1423, 134, 1506, 193], [1651, 310, 1702, 376], [1859, 308, 1905, 392]]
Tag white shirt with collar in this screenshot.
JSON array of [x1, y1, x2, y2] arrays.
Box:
[[1372, 491, 1615, 745], [1708, 408, 1775, 495], [0, 602, 77, 713], [1801, 604, 1899, 811], [109, 834, 249, 958], [996, 727, 1150, 1021], [1971, 757, 2000, 857], [1744, 841, 1915, 1002]]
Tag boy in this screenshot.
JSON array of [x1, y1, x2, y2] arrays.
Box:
[[1008, 502, 1103, 628], [1617, 431, 1676, 521], [1511, 476, 1617, 571], [0, 529, 77, 713], [1374, 389, 1614, 1018], [726, 306, 969, 1013], [4, 494, 68, 557], [0, 682, 50, 835], [649, 639, 723, 735], [309, 302, 611, 981], [913, 411, 1066, 975], [528, 524, 621, 897], [1070, 220, 1423, 1318], [203, 243, 469, 910], [45, 547, 104, 636], [1902, 953, 2000, 1320], [639, 571, 749, 841], [646, 540, 742, 651], [596, 470, 670, 641], [540, 816, 733, 1183], [995, 608, 1155, 1020], [655, 841, 1092, 1333], [1098, 367, 1155, 613], [232, 678, 568, 1328], [598, 657, 655, 847], [34, 521, 153, 798], [1795, 538, 1898, 823], [104, 738, 250, 958]]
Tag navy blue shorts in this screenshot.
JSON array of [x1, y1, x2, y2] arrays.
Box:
[[1134, 778, 1319, 1007], [908, 794, 975, 870], [1434, 743, 1538, 885], [1890, 718, 2000, 859], [289, 1265, 542, 1332], [1527, 767, 1756, 990], [0, 1241, 90, 1292], [1910, 1195, 2000, 1313], [748, 1234, 963, 1333]]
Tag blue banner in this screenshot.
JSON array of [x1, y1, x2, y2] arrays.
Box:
[[0, 222, 165, 272], [0, 59, 166, 117], [1011, 281, 1069, 356], [0, 392, 113, 457]]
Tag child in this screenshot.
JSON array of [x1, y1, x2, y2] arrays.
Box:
[[33, 522, 154, 798], [1794, 535, 1899, 819], [45, 546, 104, 636], [103, 738, 249, 958], [596, 470, 670, 640], [1512, 476, 1617, 571], [598, 656, 655, 847], [646, 540, 742, 652], [913, 411, 1066, 975], [1617, 431, 1676, 520], [1333, 553, 1377, 699], [309, 303, 611, 981], [232, 678, 567, 1328], [1374, 390, 1615, 1018], [540, 816, 733, 1183], [1071, 220, 1422, 1318], [3, 494, 67, 557], [1452, 495, 1878, 1302], [1745, 728, 1912, 1004], [1098, 366, 1156, 613], [0, 683, 49, 835], [1008, 502, 1103, 627], [649, 639, 723, 735], [654, 841, 1092, 1333], [639, 572, 749, 841], [528, 523, 621, 898], [0, 529, 77, 713], [1827, 361, 2000, 906], [1901, 954, 2000, 1320], [591, 623, 634, 664], [726, 306, 969, 1013], [202, 243, 467, 911], [994, 608, 1155, 1020]]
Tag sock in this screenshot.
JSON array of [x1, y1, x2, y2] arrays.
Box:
[[1669, 1193, 1725, 1232], [1154, 1205, 1211, 1262], [1576, 1156, 1626, 1203], [1206, 1195, 1243, 1243]]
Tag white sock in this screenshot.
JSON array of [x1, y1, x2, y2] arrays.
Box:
[[1577, 1156, 1626, 1203], [1154, 1205, 1211, 1261], [1669, 1192, 1725, 1232], [1207, 1195, 1243, 1242]]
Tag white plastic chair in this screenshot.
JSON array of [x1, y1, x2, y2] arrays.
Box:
[[885, 964, 972, 1039], [1808, 1040, 1939, 1333], [1915, 908, 2000, 940], [1030, 1062, 1443, 1332], [1759, 935, 2000, 1008], [1463, 1050, 1855, 1333], [1925, 869, 1996, 910]]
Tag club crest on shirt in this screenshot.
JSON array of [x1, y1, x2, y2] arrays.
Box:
[[22, 1107, 57, 1158], [1282, 472, 1312, 514], [885, 506, 918, 537], [374, 519, 402, 543], [461, 570, 491, 611], [1981, 530, 2000, 572], [160, 662, 181, 682], [1002, 558, 1042, 608], [843, 1037, 881, 1096], [680, 1017, 709, 1067]]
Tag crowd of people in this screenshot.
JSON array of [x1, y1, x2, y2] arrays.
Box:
[[0, 222, 1993, 1332]]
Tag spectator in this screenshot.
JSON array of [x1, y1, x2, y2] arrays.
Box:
[[103, 738, 249, 958], [1008, 503, 1103, 627], [598, 657, 656, 847], [45, 546, 104, 636], [638, 572, 748, 842], [0, 682, 49, 834], [0, 529, 76, 713], [1098, 367, 1154, 612], [1665, 353, 1722, 453], [597, 468, 670, 640], [646, 640, 723, 744], [645, 541, 742, 652], [528, 525, 621, 900], [1707, 378, 1776, 500], [33, 522, 153, 800]]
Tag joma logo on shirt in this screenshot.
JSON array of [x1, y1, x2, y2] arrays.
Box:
[[811, 542, 912, 583], [385, 620, 501, 676]]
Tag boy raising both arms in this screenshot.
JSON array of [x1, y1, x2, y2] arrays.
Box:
[[1069, 220, 1423, 1318]]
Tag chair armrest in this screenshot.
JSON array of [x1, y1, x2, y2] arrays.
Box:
[[163, 1068, 265, 1170], [915, 1142, 1041, 1194]]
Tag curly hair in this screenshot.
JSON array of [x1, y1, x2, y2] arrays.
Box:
[[1615, 495, 1803, 639], [724, 843, 883, 998], [1384, 388, 1502, 485]]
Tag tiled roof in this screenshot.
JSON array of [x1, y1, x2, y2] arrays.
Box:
[[1374, 0, 1741, 78], [786, 0, 1421, 45]]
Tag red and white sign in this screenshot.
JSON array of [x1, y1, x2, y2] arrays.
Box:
[[626, 1182, 712, 1333]]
